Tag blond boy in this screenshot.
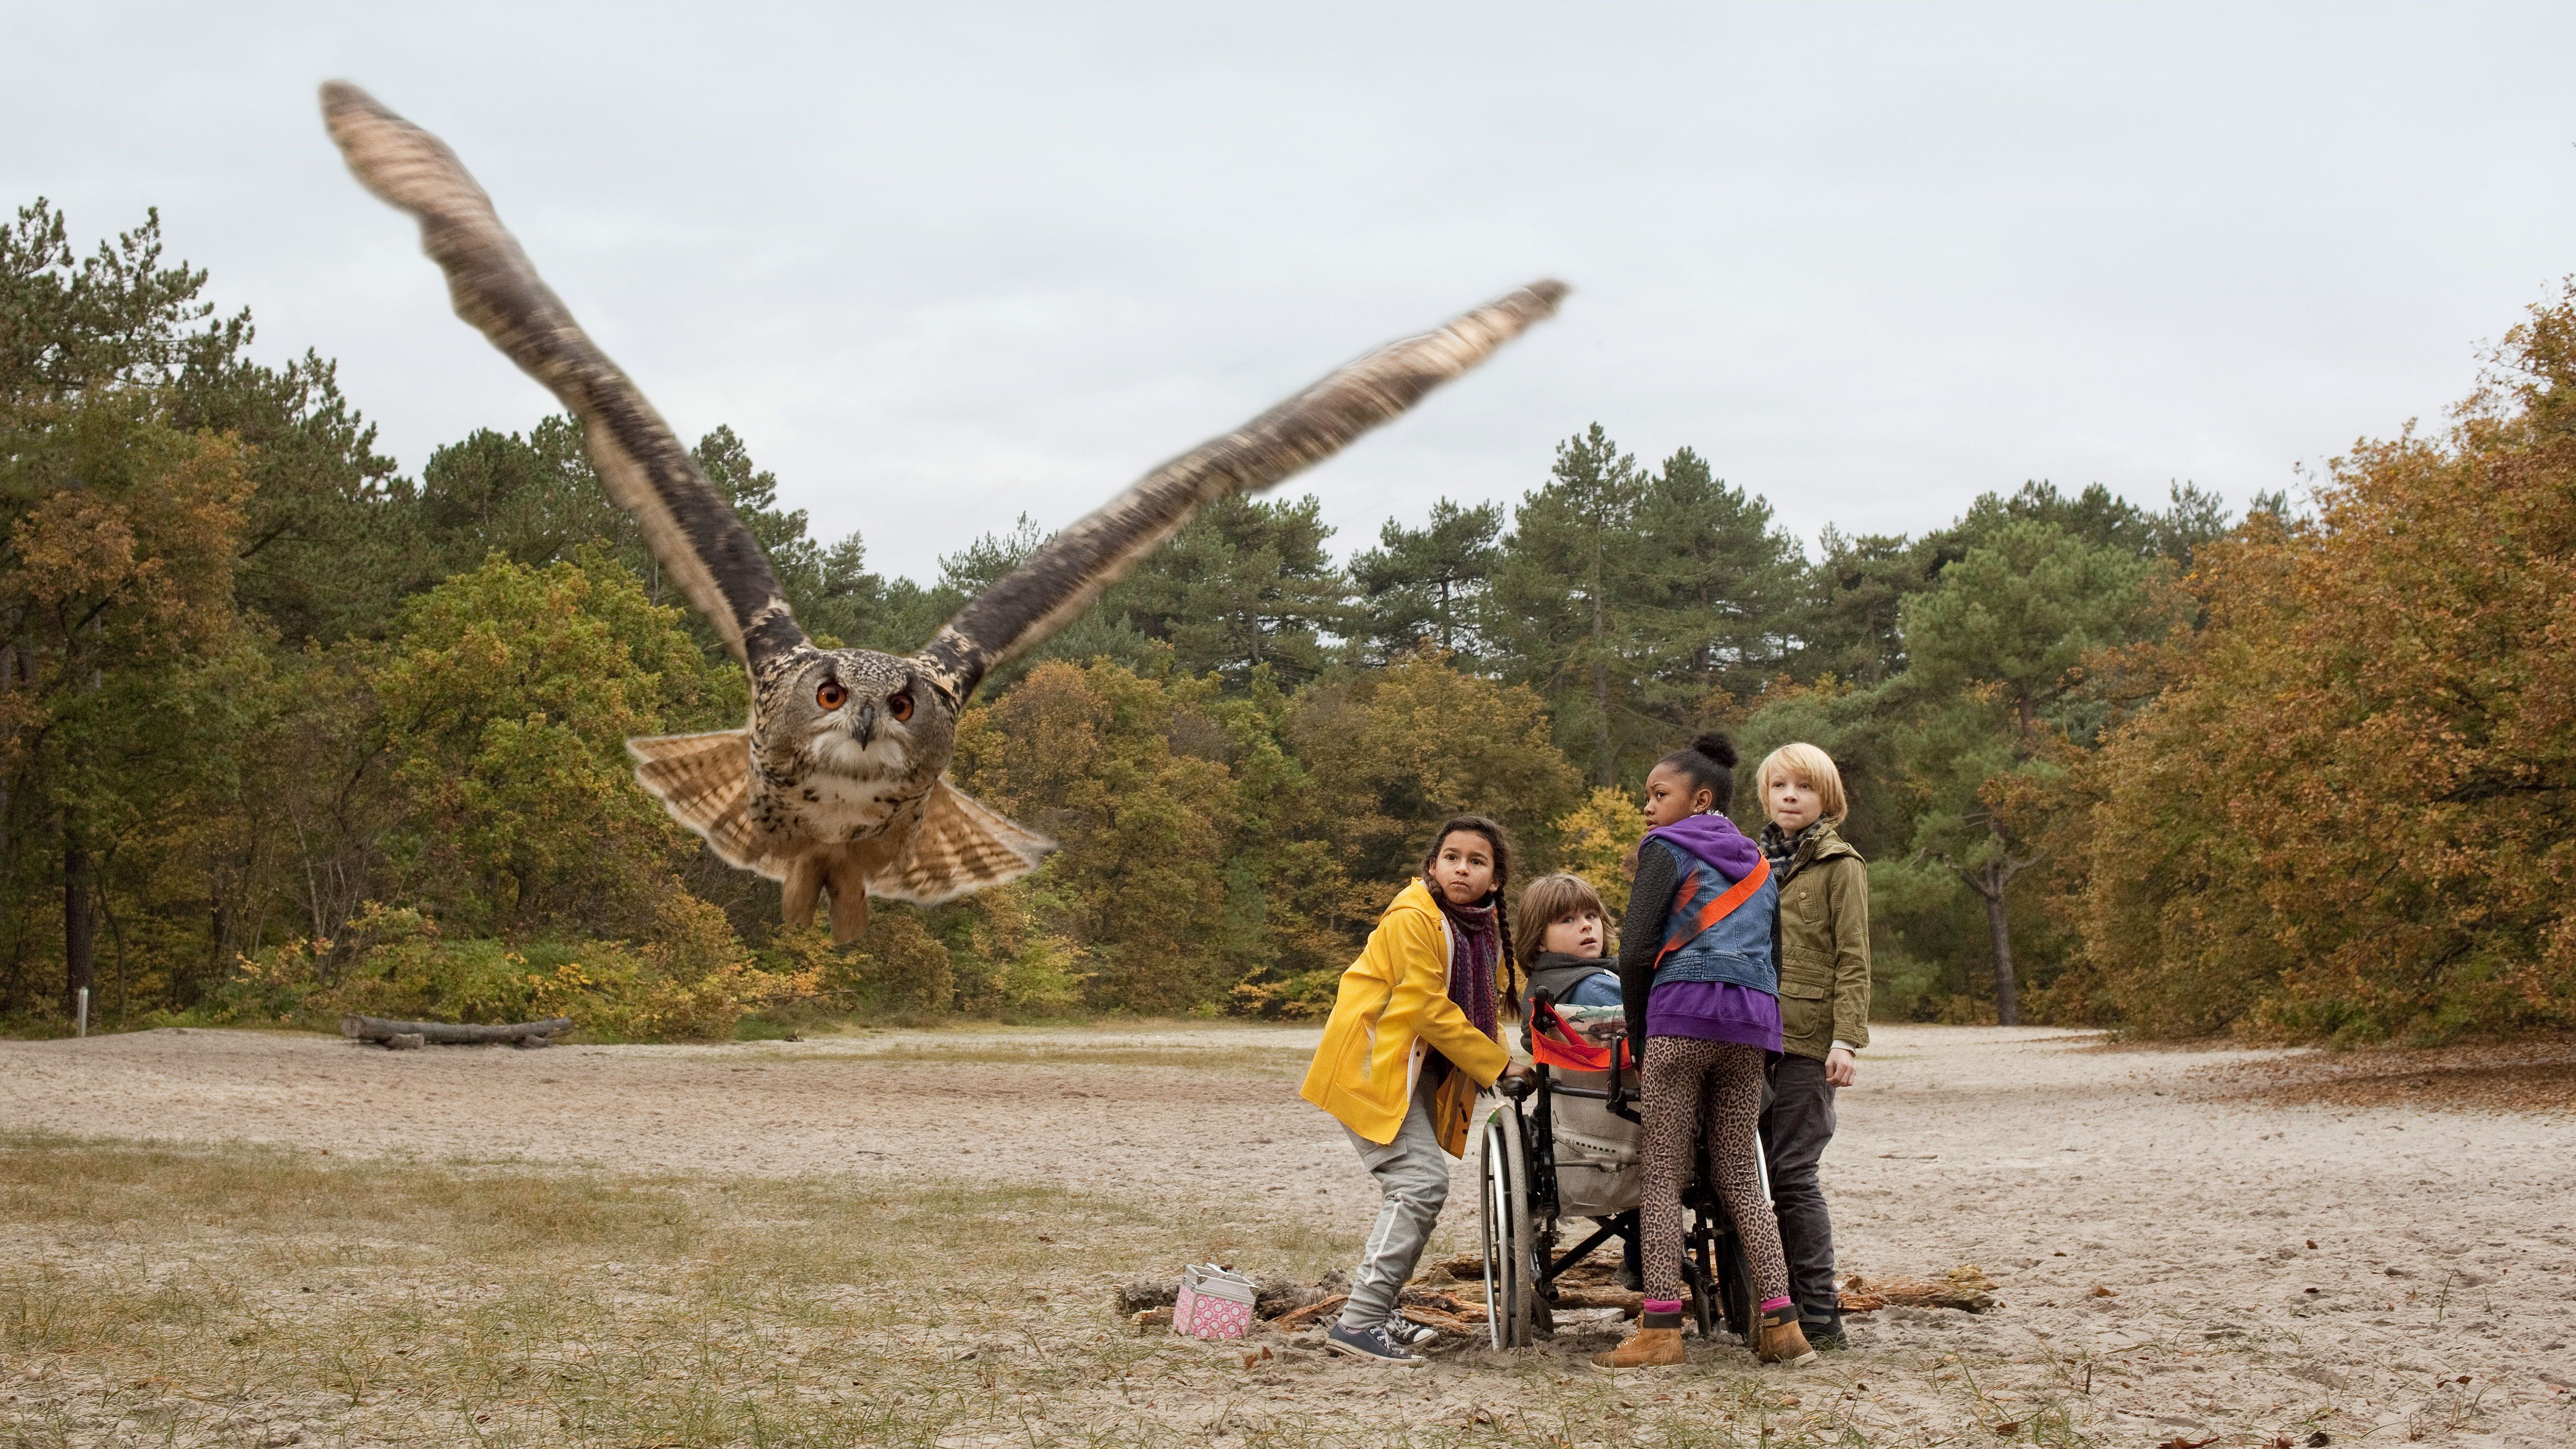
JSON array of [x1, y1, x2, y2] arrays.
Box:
[[1754, 742, 1871, 1348]]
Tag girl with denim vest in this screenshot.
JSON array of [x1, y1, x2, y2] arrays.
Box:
[[1594, 733, 1813, 1369]]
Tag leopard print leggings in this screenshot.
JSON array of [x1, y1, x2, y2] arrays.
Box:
[[1638, 1036, 1792, 1307]]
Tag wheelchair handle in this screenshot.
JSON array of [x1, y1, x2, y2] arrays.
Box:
[[1604, 1024, 1643, 1123]]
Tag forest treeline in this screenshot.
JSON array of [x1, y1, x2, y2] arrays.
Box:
[[5, 198, 2570, 1044]]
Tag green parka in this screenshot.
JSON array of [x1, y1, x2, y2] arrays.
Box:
[[1772, 823, 1871, 1061]]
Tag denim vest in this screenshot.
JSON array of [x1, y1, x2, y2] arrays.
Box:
[[1648, 836, 1780, 996]]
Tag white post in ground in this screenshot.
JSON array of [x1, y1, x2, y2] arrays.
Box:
[[76, 987, 87, 1038]]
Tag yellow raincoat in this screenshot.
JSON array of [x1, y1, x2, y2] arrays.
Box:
[[1299, 878, 1510, 1149]]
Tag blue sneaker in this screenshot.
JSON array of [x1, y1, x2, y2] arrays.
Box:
[[1326, 1320, 1427, 1365], [1384, 1314, 1438, 1349]]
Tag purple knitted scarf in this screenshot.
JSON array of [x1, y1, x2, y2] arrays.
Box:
[[1425, 881, 1502, 1041]]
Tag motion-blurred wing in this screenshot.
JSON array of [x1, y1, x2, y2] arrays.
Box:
[[916, 281, 1568, 698], [868, 780, 1055, 904], [320, 80, 802, 666]]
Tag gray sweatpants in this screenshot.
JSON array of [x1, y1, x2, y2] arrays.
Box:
[[1339, 1073, 1450, 1330], [1760, 1052, 1841, 1324]]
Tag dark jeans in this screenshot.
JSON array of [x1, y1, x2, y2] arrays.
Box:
[[1760, 1052, 1839, 1325]]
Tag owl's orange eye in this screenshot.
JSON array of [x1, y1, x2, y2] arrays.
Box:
[[816, 681, 848, 710], [888, 689, 915, 724]]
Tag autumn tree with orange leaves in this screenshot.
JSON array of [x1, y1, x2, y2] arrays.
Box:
[[2078, 287, 2576, 1042]]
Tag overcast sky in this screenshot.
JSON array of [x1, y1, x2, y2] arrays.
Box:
[[9, 3, 2574, 582]]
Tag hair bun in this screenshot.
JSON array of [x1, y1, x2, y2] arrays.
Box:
[[1690, 732, 1738, 769]]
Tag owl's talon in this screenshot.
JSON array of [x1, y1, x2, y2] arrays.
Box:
[[824, 849, 873, 943], [781, 855, 825, 928], [826, 888, 869, 944]]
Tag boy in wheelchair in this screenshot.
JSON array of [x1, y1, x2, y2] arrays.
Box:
[[1516, 875, 1644, 1292]]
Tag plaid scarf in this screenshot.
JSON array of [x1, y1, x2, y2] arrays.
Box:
[[1425, 880, 1502, 1042], [1760, 818, 1828, 876]]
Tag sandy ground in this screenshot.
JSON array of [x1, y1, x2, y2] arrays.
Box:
[[6, 1023, 2572, 1445]]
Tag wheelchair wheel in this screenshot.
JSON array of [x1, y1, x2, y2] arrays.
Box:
[[1685, 1224, 1718, 1339], [1713, 1222, 1758, 1343], [1477, 1108, 1536, 1349]]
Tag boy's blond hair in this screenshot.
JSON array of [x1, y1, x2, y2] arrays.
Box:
[[1514, 872, 1611, 976], [1756, 742, 1849, 825]]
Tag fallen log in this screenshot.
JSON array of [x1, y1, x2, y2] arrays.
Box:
[[1429, 1252, 1483, 1279], [1257, 1277, 1328, 1319], [1269, 1294, 1348, 1330], [1841, 1265, 1996, 1314], [1555, 1257, 1622, 1287], [1549, 1286, 1643, 1312], [1432, 1251, 1619, 1288], [1399, 1304, 1487, 1335], [340, 1014, 572, 1046]]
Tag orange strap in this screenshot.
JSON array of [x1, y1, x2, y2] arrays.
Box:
[[1652, 854, 1770, 970], [1530, 996, 1628, 1071]]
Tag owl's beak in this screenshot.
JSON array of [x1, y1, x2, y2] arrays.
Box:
[[851, 701, 879, 747]]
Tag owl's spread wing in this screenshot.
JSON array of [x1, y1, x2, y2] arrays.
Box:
[[915, 281, 1568, 698], [868, 781, 1055, 904], [320, 81, 803, 667], [626, 728, 781, 875]]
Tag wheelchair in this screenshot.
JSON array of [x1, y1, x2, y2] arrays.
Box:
[[1476, 986, 1767, 1350]]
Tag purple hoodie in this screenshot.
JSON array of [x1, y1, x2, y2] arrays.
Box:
[[1645, 812, 1763, 882]]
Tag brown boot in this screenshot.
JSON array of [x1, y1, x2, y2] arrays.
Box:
[[1591, 1325, 1685, 1369], [1757, 1305, 1817, 1366]]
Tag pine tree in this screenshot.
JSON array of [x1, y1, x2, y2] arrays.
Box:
[[1490, 424, 1649, 785], [1796, 525, 1932, 685], [1109, 493, 1350, 686], [1630, 446, 1805, 718], [1892, 520, 2156, 1023], [1348, 498, 1502, 667]]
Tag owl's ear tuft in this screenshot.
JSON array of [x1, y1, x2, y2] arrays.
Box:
[[628, 730, 771, 874], [869, 780, 1054, 904]]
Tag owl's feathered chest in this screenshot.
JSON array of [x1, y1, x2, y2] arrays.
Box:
[[743, 732, 941, 846]]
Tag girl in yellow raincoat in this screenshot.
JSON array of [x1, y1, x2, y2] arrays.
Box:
[[1299, 814, 1529, 1364]]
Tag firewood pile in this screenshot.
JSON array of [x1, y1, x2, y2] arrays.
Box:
[[1114, 1271, 1492, 1337], [1114, 1256, 1998, 1338], [1117, 1251, 1658, 1339]]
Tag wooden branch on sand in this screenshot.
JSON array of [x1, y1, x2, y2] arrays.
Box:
[[1841, 1265, 1997, 1314], [1550, 1286, 1644, 1312], [1268, 1295, 1348, 1329], [340, 1014, 573, 1048], [1399, 1303, 1488, 1334]]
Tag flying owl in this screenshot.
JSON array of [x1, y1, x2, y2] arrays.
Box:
[[320, 81, 1567, 943]]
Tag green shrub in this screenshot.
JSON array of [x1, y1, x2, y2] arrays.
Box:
[[189, 900, 808, 1043]]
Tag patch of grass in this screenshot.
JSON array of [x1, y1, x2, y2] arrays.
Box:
[[27, 1134, 2390, 1447], [0, 1134, 1979, 1448], [729, 1014, 796, 1042], [2, 1136, 1311, 1445]]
